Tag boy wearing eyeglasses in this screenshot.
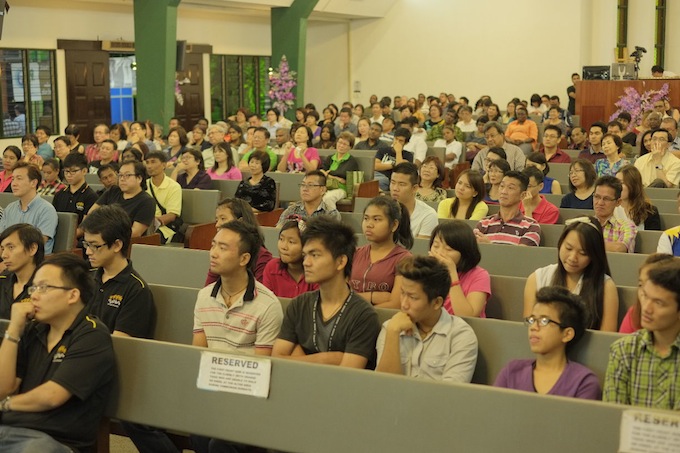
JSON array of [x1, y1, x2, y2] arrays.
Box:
[[0, 254, 115, 452], [52, 153, 98, 229], [80, 205, 155, 339], [495, 286, 601, 399], [376, 256, 478, 382]]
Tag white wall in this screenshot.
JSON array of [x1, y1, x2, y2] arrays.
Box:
[[304, 20, 350, 107], [664, 0, 680, 77], [626, 0, 656, 77]]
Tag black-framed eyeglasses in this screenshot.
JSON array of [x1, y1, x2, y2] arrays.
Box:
[[28, 284, 75, 295], [524, 315, 564, 328], [63, 168, 85, 175], [82, 241, 108, 252]]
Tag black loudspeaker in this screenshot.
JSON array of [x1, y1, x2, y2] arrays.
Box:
[[176, 40, 187, 72]]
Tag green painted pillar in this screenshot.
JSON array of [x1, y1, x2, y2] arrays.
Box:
[[271, 0, 319, 117], [133, 0, 180, 128]]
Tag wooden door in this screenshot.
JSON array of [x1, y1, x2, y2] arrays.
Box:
[[64, 48, 111, 144], [174, 52, 204, 131]]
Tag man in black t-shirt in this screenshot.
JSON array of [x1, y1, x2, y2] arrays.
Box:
[[0, 254, 115, 452], [89, 160, 155, 238], [53, 153, 98, 228], [373, 127, 414, 192], [0, 224, 44, 319], [273, 217, 380, 369]]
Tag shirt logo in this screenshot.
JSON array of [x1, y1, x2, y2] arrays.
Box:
[[107, 294, 123, 308], [76, 201, 85, 211], [53, 345, 67, 363]]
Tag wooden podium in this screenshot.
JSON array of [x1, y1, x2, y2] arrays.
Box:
[[575, 79, 680, 129]]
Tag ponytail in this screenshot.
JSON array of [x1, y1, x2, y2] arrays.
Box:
[[364, 196, 414, 250]]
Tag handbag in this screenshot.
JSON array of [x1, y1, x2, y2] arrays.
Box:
[[149, 183, 184, 234]]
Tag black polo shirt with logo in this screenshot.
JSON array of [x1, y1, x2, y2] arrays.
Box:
[[89, 262, 156, 338], [0, 270, 32, 320], [3, 308, 115, 452], [52, 182, 98, 224]]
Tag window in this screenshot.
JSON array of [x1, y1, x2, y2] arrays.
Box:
[[0, 49, 57, 138], [210, 55, 271, 123]]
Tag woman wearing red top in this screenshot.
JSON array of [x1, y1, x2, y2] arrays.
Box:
[[0, 146, 21, 192], [350, 197, 413, 309], [262, 217, 318, 298]]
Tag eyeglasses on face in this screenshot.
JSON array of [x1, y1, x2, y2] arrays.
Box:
[[524, 315, 564, 328], [28, 284, 75, 295], [118, 173, 137, 180], [82, 241, 108, 252]]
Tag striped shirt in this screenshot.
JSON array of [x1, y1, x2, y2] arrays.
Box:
[[602, 215, 637, 253], [603, 329, 680, 410], [193, 273, 283, 353], [474, 211, 541, 246]]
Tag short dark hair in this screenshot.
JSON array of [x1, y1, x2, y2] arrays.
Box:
[[594, 175, 623, 199], [337, 131, 356, 148], [123, 147, 144, 162], [217, 220, 262, 272], [54, 135, 71, 147], [304, 169, 326, 186], [145, 150, 168, 163], [651, 128, 673, 143], [101, 139, 117, 150], [429, 221, 481, 274], [248, 150, 270, 173], [63, 152, 88, 169], [119, 161, 148, 190], [590, 121, 607, 134], [483, 121, 504, 136], [606, 120, 623, 131], [64, 124, 80, 137], [646, 259, 680, 309], [534, 286, 588, 353], [254, 126, 271, 140], [397, 256, 451, 303], [652, 65, 664, 73], [488, 147, 507, 160], [393, 127, 411, 143], [0, 223, 45, 266], [36, 125, 52, 136], [80, 205, 132, 256], [568, 159, 597, 192], [543, 124, 563, 137], [38, 253, 94, 305], [182, 148, 205, 171], [97, 163, 118, 178], [13, 161, 42, 187], [43, 158, 60, 172], [504, 170, 529, 191], [301, 217, 357, 278], [21, 134, 39, 148], [618, 112, 632, 122], [339, 107, 352, 117], [392, 162, 419, 186], [523, 166, 545, 184]]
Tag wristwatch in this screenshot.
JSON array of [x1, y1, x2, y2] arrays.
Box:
[[3, 331, 20, 344], [0, 396, 11, 412]]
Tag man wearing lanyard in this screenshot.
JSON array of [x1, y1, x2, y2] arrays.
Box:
[[273, 217, 381, 369]]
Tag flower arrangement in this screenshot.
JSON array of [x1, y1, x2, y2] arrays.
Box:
[[175, 76, 190, 106], [609, 83, 669, 129], [268, 55, 297, 115]]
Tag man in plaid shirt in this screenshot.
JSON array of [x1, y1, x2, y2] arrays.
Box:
[[593, 176, 637, 253], [603, 259, 680, 410]]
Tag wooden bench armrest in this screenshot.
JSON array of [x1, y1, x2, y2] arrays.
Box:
[[184, 223, 218, 250], [256, 208, 284, 227]]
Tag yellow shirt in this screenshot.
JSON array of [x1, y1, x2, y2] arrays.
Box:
[[437, 198, 489, 220]]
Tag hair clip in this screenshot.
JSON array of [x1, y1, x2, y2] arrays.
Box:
[[284, 214, 307, 232], [564, 216, 600, 231]]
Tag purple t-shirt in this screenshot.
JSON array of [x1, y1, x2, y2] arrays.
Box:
[[494, 359, 602, 400]]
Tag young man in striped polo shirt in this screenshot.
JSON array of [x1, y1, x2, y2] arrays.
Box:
[[474, 170, 542, 246]]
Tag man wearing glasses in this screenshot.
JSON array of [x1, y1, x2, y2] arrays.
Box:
[[89, 161, 155, 238], [0, 254, 115, 452], [471, 122, 525, 173], [276, 170, 340, 227], [634, 128, 680, 187], [593, 176, 637, 253], [539, 125, 571, 163], [52, 153, 98, 228]]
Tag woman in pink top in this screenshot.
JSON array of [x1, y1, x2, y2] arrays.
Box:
[[619, 253, 674, 333], [262, 216, 318, 298], [207, 142, 242, 180], [429, 221, 491, 317], [350, 197, 413, 309], [277, 125, 320, 173], [0, 146, 21, 192]]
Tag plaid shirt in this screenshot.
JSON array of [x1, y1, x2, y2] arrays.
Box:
[[603, 329, 680, 410], [37, 179, 66, 196], [602, 215, 637, 253]]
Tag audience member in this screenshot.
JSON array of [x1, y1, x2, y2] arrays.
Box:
[[437, 169, 488, 220], [578, 122, 606, 163], [415, 156, 447, 203], [568, 126, 588, 151], [20, 134, 44, 169], [320, 131, 359, 211], [471, 122, 526, 172], [334, 107, 358, 136], [526, 152, 562, 194], [483, 154, 510, 205], [399, 116, 428, 166], [604, 259, 680, 410], [657, 191, 680, 256], [504, 107, 538, 155], [109, 123, 128, 151], [234, 150, 277, 213], [595, 133, 628, 177], [593, 175, 637, 253], [539, 125, 571, 163], [474, 170, 541, 246], [86, 123, 113, 162], [433, 125, 463, 169], [272, 217, 381, 369], [278, 125, 320, 173], [351, 197, 413, 309], [262, 217, 318, 298], [521, 167, 560, 224], [375, 256, 478, 383], [634, 128, 680, 187], [559, 159, 596, 209], [390, 162, 438, 238], [34, 125, 53, 160], [0, 224, 44, 319], [0, 162, 58, 253], [170, 149, 212, 190], [429, 221, 490, 317], [88, 138, 118, 174], [607, 120, 636, 159], [374, 127, 415, 192], [614, 165, 661, 231], [144, 151, 183, 244], [276, 170, 340, 227], [206, 141, 242, 180], [354, 122, 389, 151], [90, 161, 156, 238], [189, 124, 211, 151], [37, 158, 65, 196], [524, 216, 619, 331], [0, 254, 115, 452], [0, 146, 21, 192], [238, 126, 278, 172], [96, 163, 119, 196], [163, 126, 189, 166], [496, 287, 601, 399], [52, 153, 98, 228]]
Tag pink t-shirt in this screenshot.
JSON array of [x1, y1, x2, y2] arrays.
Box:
[[207, 166, 242, 181], [286, 147, 320, 173], [618, 306, 638, 334], [443, 266, 491, 317], [350, 244, 412, 293]]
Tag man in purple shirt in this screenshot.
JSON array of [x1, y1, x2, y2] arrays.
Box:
[[494, 286, 601, 399]]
